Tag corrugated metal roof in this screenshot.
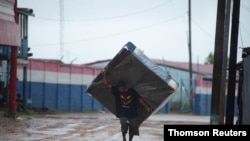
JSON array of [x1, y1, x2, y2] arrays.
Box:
[[0, 0, 15, 22], [82, 58, 213, 76], [27, 58, 213, 76], [153, 59, 213, 76]]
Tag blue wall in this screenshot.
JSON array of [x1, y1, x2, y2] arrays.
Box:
[[194, 93, 239, 116], [194, 93, 211, 115], [17, 81, 104, 112], [17, 81, 171, 113]]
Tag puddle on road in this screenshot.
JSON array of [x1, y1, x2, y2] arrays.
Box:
[[1, 113, 206, 141]]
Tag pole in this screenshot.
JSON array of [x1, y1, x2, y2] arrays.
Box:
[[210, 0, 231, 125], [226, 0, 241, 125], [22, 66, 27, 110], [188, 0, 193, 112], [9, 46, 18, 118]]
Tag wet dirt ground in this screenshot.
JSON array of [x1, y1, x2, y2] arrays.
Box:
[[0, 112, 210, 141]]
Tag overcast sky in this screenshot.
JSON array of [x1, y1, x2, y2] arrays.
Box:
[[17, 0, 250, 64]]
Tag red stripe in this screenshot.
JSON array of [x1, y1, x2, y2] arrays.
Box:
[[195, 76, 203, 87], [195, 76, 239, 89], [26, 59, 102, 75]]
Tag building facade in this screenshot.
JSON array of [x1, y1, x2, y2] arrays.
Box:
[[14, 57, 227, 116]]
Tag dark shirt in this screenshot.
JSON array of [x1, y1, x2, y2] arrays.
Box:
[[111, 86, 140, 118]]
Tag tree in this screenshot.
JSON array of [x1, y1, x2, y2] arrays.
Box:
[[205, 52, 214, 64]]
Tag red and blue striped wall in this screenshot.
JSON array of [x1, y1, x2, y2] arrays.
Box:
[[17, 59, 104, 112], [194, 76, 239, 115], [18, 59, 236, 114], [16, 59, 171, 113]]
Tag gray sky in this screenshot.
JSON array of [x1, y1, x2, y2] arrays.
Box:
[[17, 0, 250, 64]]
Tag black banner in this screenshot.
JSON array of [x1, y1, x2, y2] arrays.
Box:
[[164, 125, 250, 138]]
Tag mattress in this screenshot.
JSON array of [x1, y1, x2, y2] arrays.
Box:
[[87, 42, 179, 126]]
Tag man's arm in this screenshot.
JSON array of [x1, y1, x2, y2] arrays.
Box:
[[102, 70, 111, 89], [138, 97, 153, 113]]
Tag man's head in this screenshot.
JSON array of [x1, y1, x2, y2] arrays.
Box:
[[117, 80, 128, 92]]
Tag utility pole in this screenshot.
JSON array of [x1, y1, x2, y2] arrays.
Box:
[[226, 0, 241, 125], [210, 0, 231, 125], [188, 0, 193, 112], [60, 0, 64, 61]]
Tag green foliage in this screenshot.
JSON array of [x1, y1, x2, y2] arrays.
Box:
[[205, 52, 214, 64]]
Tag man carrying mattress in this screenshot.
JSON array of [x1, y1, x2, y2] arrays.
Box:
[[102, 70, 152, 141]]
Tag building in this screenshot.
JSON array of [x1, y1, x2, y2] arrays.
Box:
[[0, 1, 34, 116], [15, 56, 237, 116], [0, 0, 20, 116], [17, 58, 104, 112]]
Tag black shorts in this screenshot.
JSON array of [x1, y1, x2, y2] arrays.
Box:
[[120, 117, 139, 136]]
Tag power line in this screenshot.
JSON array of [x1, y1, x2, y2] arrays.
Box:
[[30, 14, 185, 47], [239, 25, 244, 47], [192, 18, 213, 38], [31, 0, 173, 22], [241, 3, 250, 12]]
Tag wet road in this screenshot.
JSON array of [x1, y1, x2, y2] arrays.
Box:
[[0, 112, 210, 141]]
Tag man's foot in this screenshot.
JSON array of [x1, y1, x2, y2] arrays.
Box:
[[123, 133, 126, 141], [129, 135, 133, 141]]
